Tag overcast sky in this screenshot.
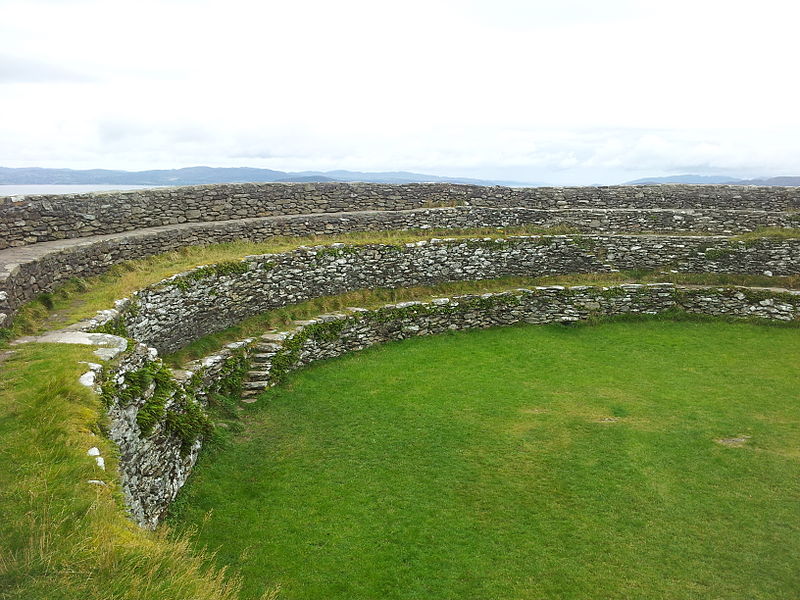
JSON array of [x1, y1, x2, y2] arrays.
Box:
[[1, 0, 798, 184]]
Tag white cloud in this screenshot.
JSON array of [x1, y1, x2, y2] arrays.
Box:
[[0, 0, 798, 183]]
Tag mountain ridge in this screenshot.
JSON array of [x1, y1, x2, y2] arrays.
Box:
[[0, 166, 538, 187], [625, 174, 800, 186], [2, 167, 798, 188]]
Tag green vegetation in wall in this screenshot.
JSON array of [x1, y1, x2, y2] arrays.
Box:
[[0, 344, 248, 600], [101, 359, 214, 455], [704, 247, 736, 261], [170, 260, 252, 291]]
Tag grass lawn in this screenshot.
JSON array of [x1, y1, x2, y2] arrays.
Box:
[[169, 320, 800, 600]]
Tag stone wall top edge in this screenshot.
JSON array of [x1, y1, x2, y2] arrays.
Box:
[[1, 182, 480, 203]]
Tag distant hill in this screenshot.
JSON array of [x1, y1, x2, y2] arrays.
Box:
[[274, 175, 336, 183], [0, 166, 538, 187], [626, 175, 742, 185], [735, 176, 800, 187], [626, 174, 800, 186]]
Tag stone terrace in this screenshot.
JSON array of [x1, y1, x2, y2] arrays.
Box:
[[1, 182, 798, 328]]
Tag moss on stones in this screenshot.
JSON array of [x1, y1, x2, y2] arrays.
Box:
[[171, 260, 251, 291]]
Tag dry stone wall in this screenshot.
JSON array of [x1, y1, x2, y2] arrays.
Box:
[[100, 339, 250, 528], [3, 182, 799, 249], [101, 344, 200, 529], [6, 182, 797, 529], [96, 283, 800, 528], [252, 285, 800, 388], [3, 205, 797, 327], [104, 235, 800, 353]]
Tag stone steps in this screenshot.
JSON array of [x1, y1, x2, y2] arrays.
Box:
[[237, 332, 288, 403]]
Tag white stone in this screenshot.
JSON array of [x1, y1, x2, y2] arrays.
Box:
[[201, 355, 223, 367], [87, 447, 101, 457], [78, 370, 96, 387]]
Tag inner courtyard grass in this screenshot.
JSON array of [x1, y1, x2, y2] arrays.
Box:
[[169, 320, 800, 600]]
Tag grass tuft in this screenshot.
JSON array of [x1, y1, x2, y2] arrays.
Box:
[[732, 227, 800, 242]]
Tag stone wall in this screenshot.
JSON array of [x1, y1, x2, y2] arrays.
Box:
[[100, 340, 247, 529], [3, 205, 798, 327], [3, 182, 798, 248], [7, 181, 796, 530], [104, 235, 800, 353], [96, 283, 800, 528], [252, 285, 800, 387], [101, 343, 200, 529]]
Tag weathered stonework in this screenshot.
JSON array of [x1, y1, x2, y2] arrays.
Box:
[[2, 186, 799, 327], [101, 344, 202, 528], [92, 235, 800, 354], [93, 283, 800, 528], [2, 182, 798, 249], [100, 338, 254, 529]]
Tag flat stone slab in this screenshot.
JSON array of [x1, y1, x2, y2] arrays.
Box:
[[12, 330, 128, 360]]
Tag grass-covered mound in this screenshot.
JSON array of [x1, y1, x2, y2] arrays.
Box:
[[171, 320, 800, 600]]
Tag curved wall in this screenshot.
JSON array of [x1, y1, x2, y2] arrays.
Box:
[[99, 283, 800, 528], [2, 205, 797, 328], [3, 182, 799, 249], [109, 235, 800, 353], [8, 181, 797, 530]]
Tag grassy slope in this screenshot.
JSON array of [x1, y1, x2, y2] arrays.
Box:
[[0, 344, 251, 600], [170, 320, 800, 600]]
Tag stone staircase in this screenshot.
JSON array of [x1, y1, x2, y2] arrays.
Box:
[[239, 317, 344, 402], [240, 332, 286, 402]]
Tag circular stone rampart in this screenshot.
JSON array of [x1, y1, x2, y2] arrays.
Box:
[[2, 182, 799, 249], [105, 235, 800, 354], [2, 183, 798, 328], [7, 182, 799, 541]]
